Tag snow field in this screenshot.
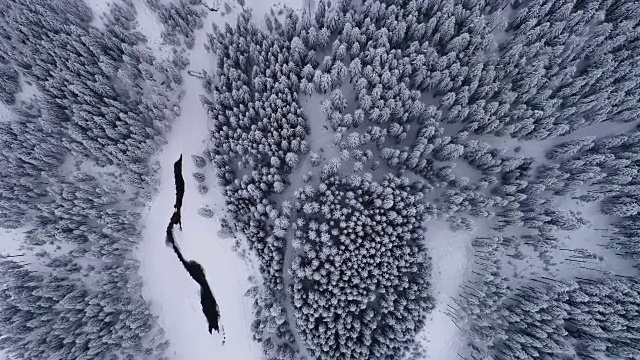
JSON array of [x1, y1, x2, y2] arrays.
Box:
[[134, 1, 305, 358], [419, 220, 476, 359], [84, 0, 112, 29]]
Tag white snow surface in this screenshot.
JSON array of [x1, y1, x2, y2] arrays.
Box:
[[85, 0, 112, 29], [0, 103, 11, 123], [14, 77, 40, 104], [246, 0, 305, 27], [419, 221, 476, 360], [136, 10, 261, 360], [0, 71, 40, 123], [0, 228, 24, 256]]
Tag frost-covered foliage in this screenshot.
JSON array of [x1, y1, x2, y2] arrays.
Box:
[[464, 276, 640, 360], [205, 11, 311, 358], [289, 174, 433, 359], [266, 0, 640, 240], [205, 0, 640, 358], [0, 258, 169, 360], [192, 154, 207, 168], [455, 236, 512, 343], [207, 11, 307, 283], [0, 0, 178, 358], [198, 206, 215, 217], [0, 0, 634, 357], [144, 0, 205, 48], [0, 0, 179, 189], [540, 129, 640, 268], [458, 236, 640, 359]]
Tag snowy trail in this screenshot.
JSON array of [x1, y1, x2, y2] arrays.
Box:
[[419, 221, 475, 360], [136, 6, 262, 360], [134, 0, 311, 358]]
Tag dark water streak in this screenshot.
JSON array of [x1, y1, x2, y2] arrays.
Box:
[[166, 155, 221, 334], [172, 155, 185, 227]]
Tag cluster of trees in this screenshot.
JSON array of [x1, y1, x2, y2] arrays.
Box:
[[531, 128, 640, 267], [453, 236, 512, 345], [0, 0, 182, 358], [299, 0, 640, 173], [247, 284, 300, 360], [144, 0, 205, 49], [0, 61, 20, 105], [464, 276, 640, 360], [206, 10, 311, 358], [458, 237, 640, 359], [289, 174, 433, 359], [0, 257, 169, 360], [0, 123, 169, 359], [206, 7, 437, 357], [207, 0, 640, 358], [259, 0, 639, 235]]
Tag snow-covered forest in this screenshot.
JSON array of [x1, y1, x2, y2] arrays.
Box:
[[0, 0, 639, 359]]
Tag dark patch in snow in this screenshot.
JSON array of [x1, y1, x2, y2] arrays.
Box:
[[166, 155, 221, 334], [173, 155, 185, 222]]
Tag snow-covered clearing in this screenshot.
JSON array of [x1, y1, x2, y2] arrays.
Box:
[[85, 0, 112, 29], [133, 0, 310, 358], [13, 77, 39, 104], [482, 120, 639, 160], [133, 1, 167, 55], [0, 226, 79, 277], [0, 103, 11, 123], [420, 220, 475, 360], [0, 72, 40, 122], [300, 93, 340, 161], [248, 0, 305, 26]]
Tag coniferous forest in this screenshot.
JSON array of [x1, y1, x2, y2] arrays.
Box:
[[0, 0, 639, 359]]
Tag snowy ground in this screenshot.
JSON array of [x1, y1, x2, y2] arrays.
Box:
[[0, 228, 25, 256], [132, 1, 166, 55], [135, 15, 262, 360], [1, 68, 40, 121], [13, 77, 39, 105], [84, 0, 112, 29], [419, 220, 476, 360], [132, 1, 303, 359], [415, 120, 639, 360]]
